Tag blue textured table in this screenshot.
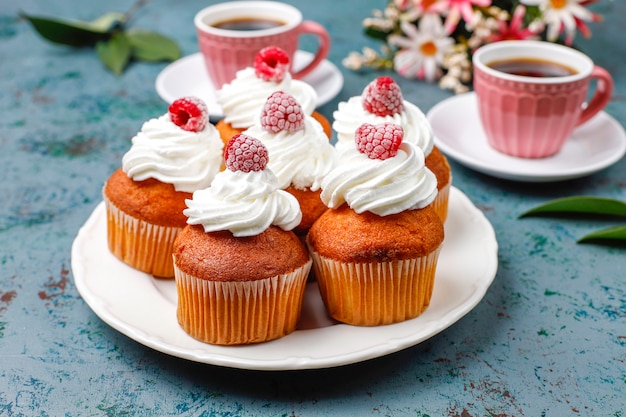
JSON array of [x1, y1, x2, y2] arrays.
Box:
[[1, 0, 625, 415]]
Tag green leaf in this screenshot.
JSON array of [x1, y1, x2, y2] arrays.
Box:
[[364, 27, 392, 41], [126, 29, 181, 62], [95, 33, 131, 75], [578, 226, 626, 244], [20, 12, 111, 47], [519, 196, 626, 218], [88, 12, 126, 32]]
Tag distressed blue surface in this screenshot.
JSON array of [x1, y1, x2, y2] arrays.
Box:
[[1, 0, 625, 416]]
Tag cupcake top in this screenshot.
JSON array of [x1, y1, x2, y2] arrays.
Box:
[[216, 47, 318, 129], [122, 97, 223, 193], [184, 134, 302, 237], [332, 76, 434, 156], [242, 91, 336, 191], [320, 123, 437, 217]]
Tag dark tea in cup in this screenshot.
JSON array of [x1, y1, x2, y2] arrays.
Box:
[[487, 57, 577, 78], [211, 17, 286, 31]]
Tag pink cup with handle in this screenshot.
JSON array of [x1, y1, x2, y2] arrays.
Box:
[[473, 40, 613, 158], [194, 1, 331, 89]]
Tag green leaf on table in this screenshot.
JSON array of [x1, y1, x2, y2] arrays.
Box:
[[126, 29, 181, 62], [20, 13, 112, 47], [364, 27, 393, 41], [578, 226, 626, 244], [96, 33, 131, 76], [519, 196, 626, 218], [88, 12, 126, 33]]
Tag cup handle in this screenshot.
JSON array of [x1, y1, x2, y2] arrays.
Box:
[[577, 65, 613, 126], [291, 20, 331, 80]]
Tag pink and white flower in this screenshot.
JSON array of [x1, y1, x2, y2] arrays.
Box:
[[388, 14, 455, 81], [520, 0, 602, 44]]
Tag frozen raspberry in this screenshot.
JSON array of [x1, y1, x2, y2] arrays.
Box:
[[355, 123, 403, 160], [260, 91, 305, 133], [254, 46, 290, 82], [168, 96, 208, 132], [361, 76, 405, 117], [225, 134, 269, 172]]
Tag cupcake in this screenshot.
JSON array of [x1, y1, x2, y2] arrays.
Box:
[[215, 46, 331, 143], [333, 76, 451, 221], [103, 97, 223, 278], [173, 134, 312, 345], [243, 91, 337, 236], [307, 123, 444, 326]]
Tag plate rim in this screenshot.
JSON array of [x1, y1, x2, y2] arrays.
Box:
[[155, 50, 344, 118], [71, 186, 498, 371], [427, 92, 626, 182]]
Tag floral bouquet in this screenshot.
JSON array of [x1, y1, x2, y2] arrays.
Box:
[[344, 0, 602, 93]]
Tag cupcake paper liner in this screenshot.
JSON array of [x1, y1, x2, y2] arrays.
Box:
[[104, 196, 182, 278], [432, 181, 451, 223], [174, 259, 312, 345], [309, 247, 442, 326]]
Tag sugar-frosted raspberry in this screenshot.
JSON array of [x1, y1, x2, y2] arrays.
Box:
[[254, 46, 290, 82], [361, 76, 405, 117], [168, 96, 208, 132], [355, 123, 403, 160], [261, 91, 305, 133], [225, 134, 269, 172]]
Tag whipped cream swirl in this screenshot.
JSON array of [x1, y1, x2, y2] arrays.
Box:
[[320, 142, 437, 216], [122, 114, 223, 192], [217, 68, 318, 129], [333, 98, 434, 157], [243, 118, 336, 191], [184, 170, 302, 237]]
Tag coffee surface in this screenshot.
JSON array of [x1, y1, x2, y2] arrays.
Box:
[[488, 57, 577, 77], [212, 17, 285, 31]]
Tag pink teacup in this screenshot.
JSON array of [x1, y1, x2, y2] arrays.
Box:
[[194, 1, 331, 89], [473, 40, 613, 158]]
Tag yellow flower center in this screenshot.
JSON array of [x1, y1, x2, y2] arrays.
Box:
[[550, 0, 567, 9], [421, 41, 437, 56]]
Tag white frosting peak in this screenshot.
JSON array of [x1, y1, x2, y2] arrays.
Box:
[[184, 169, 302, 237], [243, 117, 336, 191], [122, 114, 223, 192], [217, 68, 318, 129], [332, 98, 434, 156], [320, 142, 437, 216]]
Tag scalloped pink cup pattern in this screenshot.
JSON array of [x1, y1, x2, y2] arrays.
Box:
[[473, 41, 613, 159], [195, 1, 330, 89]]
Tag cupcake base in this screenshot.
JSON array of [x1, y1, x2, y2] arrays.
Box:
[[174, 260, 311, 345], [308, 246, 442, 326], [104, 196, 181, 278], [431, 181, 451, 223]]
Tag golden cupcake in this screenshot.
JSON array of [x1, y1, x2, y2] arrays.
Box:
[[333, 76, 451, 221], [215, 46, 331, 144], [103, 97, 223, 277], [243, 91, 337, 236], [308, 123, 444, 326], [173, 134, 311, 345]]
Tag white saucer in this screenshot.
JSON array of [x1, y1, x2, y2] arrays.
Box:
[[71, 187, 498, 371], [427, 92, 626, 182], [155, 51, 343, 119]]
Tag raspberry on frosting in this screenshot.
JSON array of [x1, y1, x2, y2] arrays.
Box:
[[260, 91, 305, 133], [361, 76, 405, 117], [225, 134, 269, 172], [168, 96, 208, 132], [254, 46, 290, 82], [355, 123, 403, 160]]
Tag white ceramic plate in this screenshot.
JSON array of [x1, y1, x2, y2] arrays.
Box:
[[155, 51, 343, 119], [427, 92, 626, 182], [71, 187, 498, 371]]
